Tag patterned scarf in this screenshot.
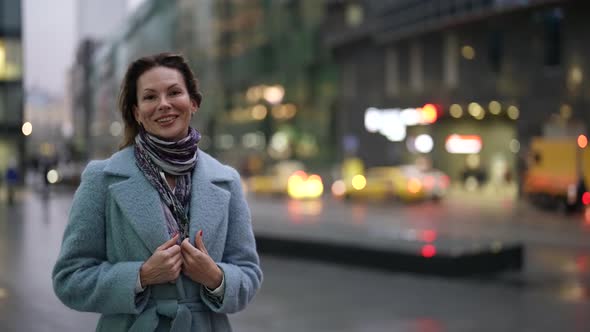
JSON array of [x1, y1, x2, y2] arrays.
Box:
[[134, 126, 201, 241]]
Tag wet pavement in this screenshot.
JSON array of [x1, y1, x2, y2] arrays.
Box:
[[1, 187, 590, 331]]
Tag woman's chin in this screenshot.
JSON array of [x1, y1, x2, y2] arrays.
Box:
[[150, 127, 188, 141]]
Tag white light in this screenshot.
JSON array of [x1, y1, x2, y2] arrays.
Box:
[[400, 108, 420, 126], [110, 121, 122, 136], [468, 102, 483, 117], [22, 122, 32, 136], [507, 106, 520, 120], [270, 132, 289, 153], [449, 104, 463, 118], [509, 139, 520, 153], [47, 169, 59, 184], [364, 108, 381, 132], [571, 66, 583, 85], [242, 132, 265, 149], [445, 135, 482, 154], [489, 101, 501, 115], [415, 134, 434, 153], [217, 134, 235, 150], [263, 85, 285, 105], [384, 125, 406, 142], [380, 111, 406, 142]]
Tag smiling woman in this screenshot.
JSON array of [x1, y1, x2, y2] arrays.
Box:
[[133, 67, 197, 141], [52, 53, 262, 332]]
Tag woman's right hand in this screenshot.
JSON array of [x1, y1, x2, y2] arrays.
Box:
[[139, 234, 182, 287]]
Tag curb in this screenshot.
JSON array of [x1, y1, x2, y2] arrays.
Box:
[[255, 234, 524, 277]]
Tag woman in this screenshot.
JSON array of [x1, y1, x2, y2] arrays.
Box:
[[53, 53, 262, 331]]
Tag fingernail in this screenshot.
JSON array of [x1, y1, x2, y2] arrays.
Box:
[[199, 230, 203, 236]]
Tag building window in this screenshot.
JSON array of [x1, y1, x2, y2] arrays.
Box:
[[488, 30, 503, 73], [385, 48, 400, 97], [346, 3, 364, 27], [0, 84, 23, 125], [544, 8, 563, 67], [342, 62, 356, 98], [443, 33, 458, 88], [0, 39, 22, 81], [0, 0, 21, 34], [409, 41, 423, 92]]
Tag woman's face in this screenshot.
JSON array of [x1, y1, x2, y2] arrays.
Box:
[[133, 66, 197, 141]]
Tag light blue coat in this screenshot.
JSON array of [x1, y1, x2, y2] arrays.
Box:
[[52, 147, 262, 331]]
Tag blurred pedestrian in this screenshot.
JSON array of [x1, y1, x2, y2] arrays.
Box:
[[53, 53, 262, 331], [5, 159, 19, 205], [38, 157, 53, 199]]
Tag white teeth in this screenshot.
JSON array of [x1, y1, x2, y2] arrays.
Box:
[[157, 116, 175, 123]]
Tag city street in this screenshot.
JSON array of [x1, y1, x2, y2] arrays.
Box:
[[0, 187, 590, 331]]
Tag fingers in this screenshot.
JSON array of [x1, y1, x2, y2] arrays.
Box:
[[181, 238, 195, 252], [157, 233, 179, 251], [166, 244, 181, 256], [195, 230, 208, 254], [172, 258, 183, 273]]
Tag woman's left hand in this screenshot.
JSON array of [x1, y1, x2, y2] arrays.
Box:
[[181, 230, 223, 289]]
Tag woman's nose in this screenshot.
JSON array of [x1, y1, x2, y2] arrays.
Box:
[[157, 95, 172, 110]]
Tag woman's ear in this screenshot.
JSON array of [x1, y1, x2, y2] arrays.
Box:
[[191, 100, 198, 115], [133, 106, 141, 125]]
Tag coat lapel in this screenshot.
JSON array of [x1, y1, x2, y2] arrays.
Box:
[[104, 148, 170, 253], [188, 151, 232, 247]]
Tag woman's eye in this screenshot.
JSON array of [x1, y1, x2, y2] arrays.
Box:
[[170, 90, 181, 96], [143, 95, 155, 101]]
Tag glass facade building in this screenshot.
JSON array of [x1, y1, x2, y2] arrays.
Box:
[[87, 0, 338, 172], [0, 0, 24, 174], [323, 0, 589, 194]]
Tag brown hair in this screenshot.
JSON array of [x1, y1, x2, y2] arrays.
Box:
[[118, 52, 203, 148]]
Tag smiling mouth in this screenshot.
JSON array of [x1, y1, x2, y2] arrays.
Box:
[[156, 116, 177, 124]]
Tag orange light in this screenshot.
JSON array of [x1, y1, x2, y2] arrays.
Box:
[[421, 104, 438, 124], [583, 192, 590, 205], [331, 180, 346, 197], [421, 244, 436, 258], [578, 135, 588, 149], [407, 178, 422, 194]]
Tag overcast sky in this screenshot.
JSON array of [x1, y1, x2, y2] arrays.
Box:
[[23, 0, 144, 97], [24, 0, 75, 97]]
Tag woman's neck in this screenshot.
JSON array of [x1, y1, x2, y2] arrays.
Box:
[[165, 174, 176, 190]]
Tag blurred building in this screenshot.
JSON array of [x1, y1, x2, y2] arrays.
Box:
[[85, 0, 338, 171], [323, 0, 589, 188], [86, 0, 219, 159], [211, 0, 338, 169], [0, 0, 24, 174], [69, 0, 128, 159], [24, 88, 68, 162]]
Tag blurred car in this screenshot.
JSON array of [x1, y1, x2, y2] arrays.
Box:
[[332, 165, 449, 202], [246, 160, 323, 199]]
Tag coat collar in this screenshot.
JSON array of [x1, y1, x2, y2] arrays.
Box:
[[104, 146, 232, 253]]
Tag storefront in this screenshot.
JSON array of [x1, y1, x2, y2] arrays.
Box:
[[363, 101, 520, 195]]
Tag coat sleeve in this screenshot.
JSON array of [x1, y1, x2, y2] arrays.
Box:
[[52, 161, 149, 314], [201, 167, 263, 313]]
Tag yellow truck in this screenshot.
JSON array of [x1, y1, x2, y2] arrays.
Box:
[[523, 136, 590, 211]]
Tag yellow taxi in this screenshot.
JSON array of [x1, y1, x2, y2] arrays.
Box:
[[332, 165, 449, 202], [246, 160, 323, 199]]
